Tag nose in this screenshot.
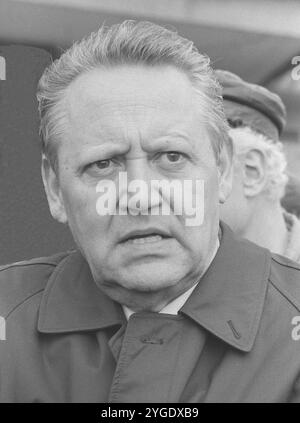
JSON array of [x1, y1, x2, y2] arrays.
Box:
[[118, 157, 162, 215]]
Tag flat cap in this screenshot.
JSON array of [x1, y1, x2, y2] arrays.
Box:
[[215, 69, 287, 141]]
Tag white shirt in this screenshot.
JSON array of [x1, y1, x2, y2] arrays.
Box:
[[122, 238, 220, 320]]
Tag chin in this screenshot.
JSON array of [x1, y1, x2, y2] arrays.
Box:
[[114, 264, 185, 292]]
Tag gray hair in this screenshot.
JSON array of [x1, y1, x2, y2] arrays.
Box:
[[37, 20, 230, 172], [230, 126, 288, 200]]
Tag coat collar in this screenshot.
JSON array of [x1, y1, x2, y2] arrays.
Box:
[[181, 223, 271, 351], [38, 223, 271, 352], [37, 251, 126, 334]]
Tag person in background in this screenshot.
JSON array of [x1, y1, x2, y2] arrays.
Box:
[[218, 69, 300, 263], [282, 174, 300, 219]]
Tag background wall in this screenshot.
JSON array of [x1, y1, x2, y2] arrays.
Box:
[[0, 46, 74, 264]]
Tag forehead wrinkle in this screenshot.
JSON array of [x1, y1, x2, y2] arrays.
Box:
[[69, 103, 191, 148], [69, 64, 194, 100], [63, 65, 209, 156], [67, 91, 169, 136], [66, 65, 195, 121], [69, 96, 189, 131]]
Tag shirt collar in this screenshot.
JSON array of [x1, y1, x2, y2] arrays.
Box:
[[122, 283, 198, 320], [38, 223, 271, 352]]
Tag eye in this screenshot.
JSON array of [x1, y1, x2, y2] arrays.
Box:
[[94, 159, 112, 169], [156, 151, 188, 169], [85, 158, 121, 176], [165, 152, 182, 162]]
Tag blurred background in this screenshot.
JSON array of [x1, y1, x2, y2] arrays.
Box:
[[0, 0, 299, 264]]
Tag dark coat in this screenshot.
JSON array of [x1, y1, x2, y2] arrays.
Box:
[[1, 223, 300, 402]]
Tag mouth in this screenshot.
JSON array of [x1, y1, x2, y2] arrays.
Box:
[[119, 228, 172, 245]]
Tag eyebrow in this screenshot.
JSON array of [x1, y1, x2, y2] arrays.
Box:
[[72, 142, 131, 162], [143, 132, 192, 151], [72, 131, 193, 163]]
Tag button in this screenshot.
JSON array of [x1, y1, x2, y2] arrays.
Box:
[[140, 337, 164, 345]]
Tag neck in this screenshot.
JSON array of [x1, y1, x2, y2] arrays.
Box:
[[241, 199, 288, 255], [112, 237, 220, 313]]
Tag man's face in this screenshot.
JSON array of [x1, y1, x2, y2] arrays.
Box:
[[44, 65, 229, 307]]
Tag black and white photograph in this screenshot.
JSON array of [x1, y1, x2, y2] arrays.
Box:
[[0, 0, 300, 406]]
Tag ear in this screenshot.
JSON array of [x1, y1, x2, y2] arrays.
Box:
[[41, 154, 68, 224], [242, 149, 267, 197], [217, 144, 233, 204]]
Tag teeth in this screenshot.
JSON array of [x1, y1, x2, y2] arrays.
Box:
[[130, 235, 163, 244]]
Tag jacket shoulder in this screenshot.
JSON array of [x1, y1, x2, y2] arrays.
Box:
[[0, 251, 74, 317], [269, 253, 300, 311]]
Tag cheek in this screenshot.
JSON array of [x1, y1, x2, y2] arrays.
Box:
[[176, 170, 219, 244], [61, 182, 110, 243], [64, 187, 92, 221]]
